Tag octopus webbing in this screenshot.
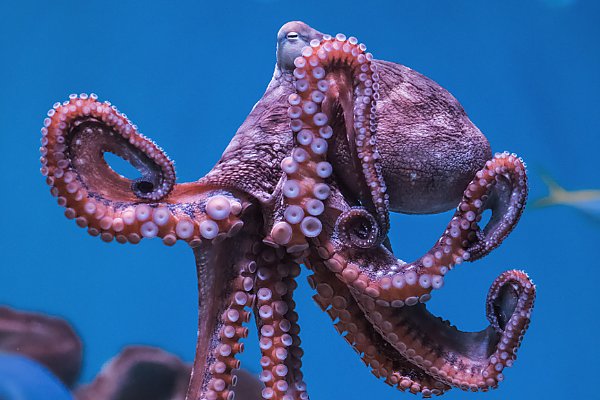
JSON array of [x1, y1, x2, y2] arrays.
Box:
[[39, 21, 535, 399]]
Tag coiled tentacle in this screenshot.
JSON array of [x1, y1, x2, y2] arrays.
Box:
[[40, 95, 249, 246], [306, 251, 450, 397], [466, 154, 528, 260], [352, 270, 535, 391], [334, 207, 380, 249], [271, 33, 389, 252], [317, 153, 528, 306]]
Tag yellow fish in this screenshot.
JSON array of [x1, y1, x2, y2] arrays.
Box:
[[535, 174, 600, 219]]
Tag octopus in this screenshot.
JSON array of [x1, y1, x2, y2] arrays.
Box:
[[39, 21, 535, 399]]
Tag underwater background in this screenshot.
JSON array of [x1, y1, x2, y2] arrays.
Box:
[[1, 0, 598, 399]]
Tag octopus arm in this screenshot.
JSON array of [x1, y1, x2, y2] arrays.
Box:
[[270, 32, 390, 252], [40, 95, 251, 246], [253, 246, 308, 399], [319, 153, 528, 306], [306, 255, 450, 397], [188, 233, 256, 400], [352, 270, 535, 391]]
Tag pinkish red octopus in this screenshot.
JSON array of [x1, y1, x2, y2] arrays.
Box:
[[39, 21, 535, 399]]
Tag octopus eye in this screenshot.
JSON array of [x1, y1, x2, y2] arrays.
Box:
[[286, 32, 299, 40]]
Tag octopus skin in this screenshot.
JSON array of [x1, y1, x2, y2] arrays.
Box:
[[38, 21, 535, 399]]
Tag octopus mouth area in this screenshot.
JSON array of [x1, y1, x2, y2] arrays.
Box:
[[480, 176, 512, 239]]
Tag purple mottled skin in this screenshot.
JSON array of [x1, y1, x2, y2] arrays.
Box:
[[205, 22, 491, 215]]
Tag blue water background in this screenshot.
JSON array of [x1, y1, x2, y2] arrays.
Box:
[[0, 355, 73, 400], [1, 1, 598, 399]]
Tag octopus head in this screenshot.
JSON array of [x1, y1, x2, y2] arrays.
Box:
[[276, 21, 323, 72], [275, 21, 493, 215], [372, 67, 494, 214]]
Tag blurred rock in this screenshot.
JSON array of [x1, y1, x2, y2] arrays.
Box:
[[0, 306, 82, 387], [75, 346, 190, 400], [74, 346, 262, 400], [231, 368, 263, 400], [0, 353, 73, 400]]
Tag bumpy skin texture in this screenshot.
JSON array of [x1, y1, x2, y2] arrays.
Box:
[[39, 21, 535, 399], [351, 60, 492, 214]]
